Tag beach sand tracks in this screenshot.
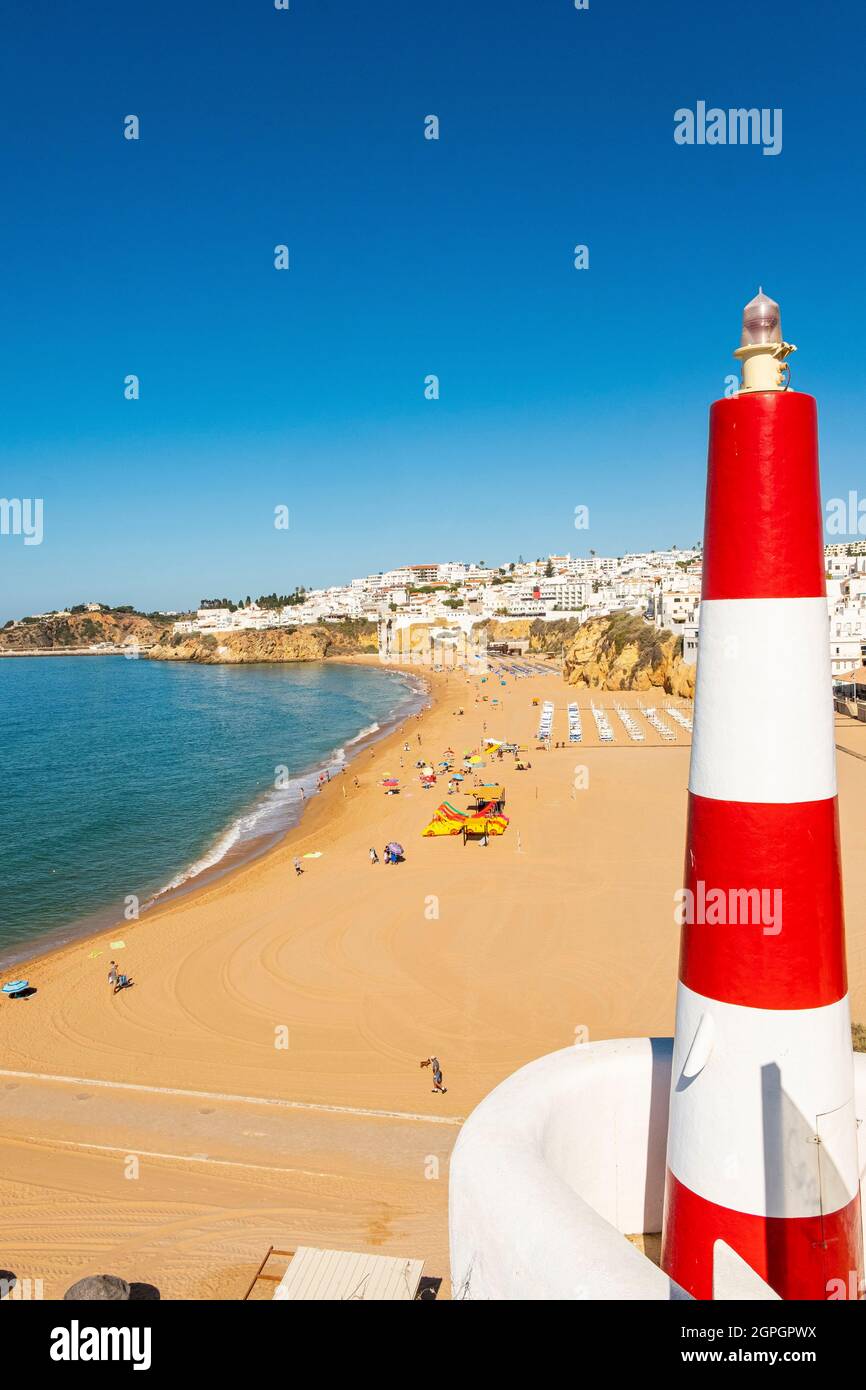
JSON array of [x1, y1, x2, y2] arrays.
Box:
[[0, 1118, 449, 1301]]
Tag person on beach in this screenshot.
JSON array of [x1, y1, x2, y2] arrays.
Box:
[[294, 857, 304, 877], [369, 847, 379, 865], [114, 971, 134, 995], [421, 1056, 447, 1094], [107, 961, 118, 989]]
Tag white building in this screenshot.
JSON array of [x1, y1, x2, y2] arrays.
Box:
[[437, 561, 469, 584], [229, 605, 272, 630], [503, 598, 545, 617], [195, 607, 233, 630], [536, 579, 591, 611], [571, 556, 619, 575], [829, 575, 866, 675], [658, 589, 701, 630]]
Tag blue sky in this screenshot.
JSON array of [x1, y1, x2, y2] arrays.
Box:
[[2, 0, 865, 620]]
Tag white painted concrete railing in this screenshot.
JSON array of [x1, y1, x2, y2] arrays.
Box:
[[449, 1038, 866, 1300]]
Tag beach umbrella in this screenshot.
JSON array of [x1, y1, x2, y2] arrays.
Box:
[[386, 842, 404, 856], [451, 773, 464, 781], [2, 980, 28, 995]]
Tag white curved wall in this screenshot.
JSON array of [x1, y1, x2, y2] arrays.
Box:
[[449, 1038, 866, 1301], [449, 1038, 683, 1300]]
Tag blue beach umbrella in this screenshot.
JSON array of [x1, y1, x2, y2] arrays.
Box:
[[2, 980, 28, 995]]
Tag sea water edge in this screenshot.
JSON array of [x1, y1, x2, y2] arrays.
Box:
[[0, 658, 429, 972]]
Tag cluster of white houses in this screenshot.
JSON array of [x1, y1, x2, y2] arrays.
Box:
[[169, 543, 866, 680], [173, 550, 702, 636]]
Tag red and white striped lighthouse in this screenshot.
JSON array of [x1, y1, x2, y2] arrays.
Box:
[[661, 291, 864, 1300]]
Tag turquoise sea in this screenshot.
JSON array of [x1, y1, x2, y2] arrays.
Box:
[[0, 656, 424, 965]]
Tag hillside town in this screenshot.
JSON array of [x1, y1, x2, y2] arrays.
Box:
[[7, 540, 866, 681], [163, 542, 866, 677], [173, 549, 700, 635]]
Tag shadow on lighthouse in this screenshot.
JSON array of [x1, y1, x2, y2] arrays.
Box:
[[761, 1061, 861, 1298]]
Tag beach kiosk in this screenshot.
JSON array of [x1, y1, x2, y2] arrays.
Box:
[[461, 784, 508, 839], [463, 783, 506, 813], [243, 1245, 425, 1301]]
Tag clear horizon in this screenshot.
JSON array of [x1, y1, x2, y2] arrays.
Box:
[[3, 0, 865, 625]]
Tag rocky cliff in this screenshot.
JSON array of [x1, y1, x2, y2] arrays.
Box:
[[0, 610, 171, 652], [484, 616, 590, 655], [559, 613, 695, 697], [480, 614, 695, 694], [148, 621, 378, 664]]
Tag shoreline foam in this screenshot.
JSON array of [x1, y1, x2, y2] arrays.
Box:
[[0, 660, 429, 972]]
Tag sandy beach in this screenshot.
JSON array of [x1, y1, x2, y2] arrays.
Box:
[[2, 659, 866, 1300]]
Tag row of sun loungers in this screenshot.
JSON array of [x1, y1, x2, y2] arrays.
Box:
[[537, 700, 555, 741], [665, 704, 693, 732], [567, 702, 583, 743], [614, 703, 645, 742], [535, 699, 689, 745], [493, 660, 557, 678], [642, 705, 677, 741], [590, 703, 614, 743]]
